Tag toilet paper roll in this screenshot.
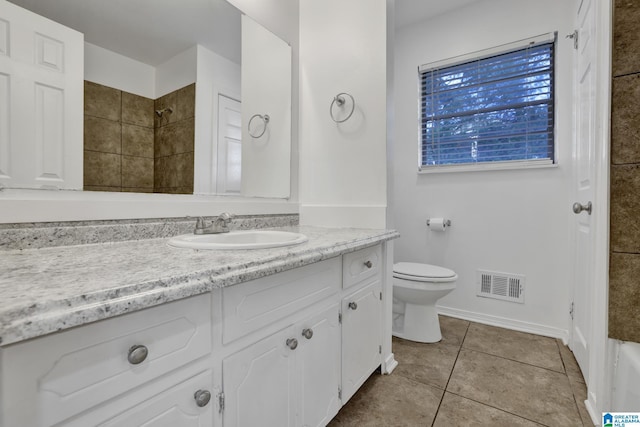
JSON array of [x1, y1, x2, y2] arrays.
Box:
[[428, 218, 447, 231]]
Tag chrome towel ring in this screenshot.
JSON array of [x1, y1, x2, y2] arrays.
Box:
[[248, 114, 270, 138], [330, 92, 355, 123]]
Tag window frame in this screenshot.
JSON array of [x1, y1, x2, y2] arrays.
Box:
[[417, 32, 558, 174]]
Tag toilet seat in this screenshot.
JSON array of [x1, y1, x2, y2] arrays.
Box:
[[393, 262, 457, 283]]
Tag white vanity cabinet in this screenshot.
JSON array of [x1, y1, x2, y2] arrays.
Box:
[[0, 295, 214, 427], [341, 246, 383, 403], [216, 245, 385, 426], [217, 257, 343, 427], [0, 242, 391, 427], [222, 303, 341, 427]]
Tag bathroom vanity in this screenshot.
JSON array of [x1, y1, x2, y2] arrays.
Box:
[[0, 225, 398, 426]]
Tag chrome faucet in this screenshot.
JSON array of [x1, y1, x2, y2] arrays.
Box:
[[194, 213, 235, 234]]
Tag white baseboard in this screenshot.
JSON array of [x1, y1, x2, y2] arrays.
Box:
[[584, 398, 600, 426], [383, 353, 398, 374], [437, 305, 569, 342]]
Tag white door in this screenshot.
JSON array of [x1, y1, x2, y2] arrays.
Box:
[[0, 1, 83, 189], [341, 281, 382, 403], [222, 326, 296, 427], [570, 0, 596, 382], [216, 95, 242, 194], [297, 303, 341, 427]]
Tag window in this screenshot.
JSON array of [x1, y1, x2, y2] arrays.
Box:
[[419, 35, 555, 170]]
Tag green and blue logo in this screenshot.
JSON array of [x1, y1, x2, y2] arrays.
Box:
[[604, 413, 613, 427]]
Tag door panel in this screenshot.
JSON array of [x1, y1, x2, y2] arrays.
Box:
[[298, 303, 341, 427], [223, 326, 296, 427], [571, 0, 595, 381], [341, 280, 382, 403], [216, 94, 241, 194], [0, 1, 83, 189]]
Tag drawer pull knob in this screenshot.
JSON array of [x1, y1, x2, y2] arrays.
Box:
[[127, 345, 148, 365], [364, 260, 373, 269], [302, 328, 314, 339], [286, 338, 298, 350], [194, 389, 211, 407], [348, 302, 358, 310]]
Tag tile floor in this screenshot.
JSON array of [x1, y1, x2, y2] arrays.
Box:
[[329, 316, 594, 427]]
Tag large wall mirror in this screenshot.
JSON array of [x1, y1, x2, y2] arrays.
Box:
[[4, 0, 292, 199]]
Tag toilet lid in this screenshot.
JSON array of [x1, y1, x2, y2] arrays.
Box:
[[393, 262, 457, 281]]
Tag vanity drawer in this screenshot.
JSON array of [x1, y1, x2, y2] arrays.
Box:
[[1, 294, 212, 427], [342, 244, 382, 289], [222, 257, 341, 344]]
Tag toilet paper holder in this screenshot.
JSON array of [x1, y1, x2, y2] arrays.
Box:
[[426, 218, 451, 227]]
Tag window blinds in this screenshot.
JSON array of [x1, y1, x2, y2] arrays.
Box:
[[420, 41, 555, 168]]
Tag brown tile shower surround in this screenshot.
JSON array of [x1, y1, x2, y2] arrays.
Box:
[[154, 84, 196, 193], [83, 81, 195, 194], [609, 0, 640, 341], [329, 316, 593, 427]]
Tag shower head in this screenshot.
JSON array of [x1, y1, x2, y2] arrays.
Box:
[[155, 107, 174, 117]]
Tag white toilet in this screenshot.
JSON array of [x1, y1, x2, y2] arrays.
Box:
[[392, 262, 457, 343]]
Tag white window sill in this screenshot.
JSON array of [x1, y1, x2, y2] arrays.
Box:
[[418, 159, 557, 174]]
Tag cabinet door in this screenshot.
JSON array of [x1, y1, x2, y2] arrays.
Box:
[[297, 303, 341, 427], [341, 280, 382, 403], [223, 326, 297, 427], [97, 370, 213, 427]]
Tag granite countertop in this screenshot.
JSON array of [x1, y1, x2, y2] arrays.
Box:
[[0, 226, 399, 347]]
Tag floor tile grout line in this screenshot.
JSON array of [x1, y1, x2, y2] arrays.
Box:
[[443, 390, 550, 427], [430, 322, 470, 427], [554, 338, 587, 426], [458, 346, 568, 376]]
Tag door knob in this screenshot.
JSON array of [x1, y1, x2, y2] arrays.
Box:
[[194, 389, 211, 407], [302, 328, 314, 339], [286, 338, 298, 350], [348, 302, 358, 310], [572, 201, 592, 215], [364, 260, 373, 269]]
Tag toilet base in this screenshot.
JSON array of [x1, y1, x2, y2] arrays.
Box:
[[392, 302, 442, 343]]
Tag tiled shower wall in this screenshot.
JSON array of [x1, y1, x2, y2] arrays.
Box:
[[154, 84, 195, 194], [84, 81, 154, 192], [609, 0, 640, 342], [83, 82, 195, 194]]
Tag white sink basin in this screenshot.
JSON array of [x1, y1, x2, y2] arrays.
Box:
[[168, 230, 308, 250]]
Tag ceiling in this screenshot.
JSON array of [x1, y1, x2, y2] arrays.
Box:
[[8, 0, 483, 66], [394, 0, 482, 29], [8, 0, 242, 66]]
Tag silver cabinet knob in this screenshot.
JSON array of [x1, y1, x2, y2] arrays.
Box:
[[364, 260, 373, 269], [127, 344, 148, 365], [286, 338, 298, 350], [572, 201, 592, 215], [302, 328, 314, 339], [348, 302, 358, 310], [194, 389, 211, 407]]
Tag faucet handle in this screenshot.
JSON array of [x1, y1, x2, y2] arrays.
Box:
[[195, 217, 207, 233], [218, 212, 234, 222]]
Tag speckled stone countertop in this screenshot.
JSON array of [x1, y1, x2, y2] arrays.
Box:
[[0, 226, 399, 347]]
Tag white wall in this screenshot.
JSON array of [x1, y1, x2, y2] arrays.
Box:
[[226, 0, 300, 202], [241, 15, 291, 198], [194, 45, 241, 196], [299, 0, 388, 228], [85, 42, 197, 100], [155, 46, 197, 98], [84, 42, 155, 98], [393, 0, 575, 337]]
